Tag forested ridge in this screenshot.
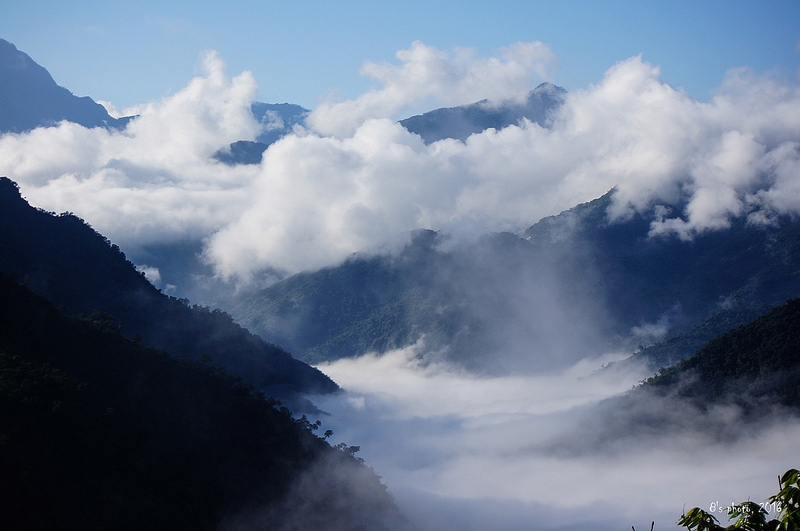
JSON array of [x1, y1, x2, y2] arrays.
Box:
[[0, 176, 336, 398], [644, 298, 800, 409], [0, 274, 397, 530]]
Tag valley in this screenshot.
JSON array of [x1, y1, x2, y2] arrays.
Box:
[[1, 35, 800, 530]]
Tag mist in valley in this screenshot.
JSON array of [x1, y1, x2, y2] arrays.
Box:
[[312, 345, 799, 530], [2, 40, 800, 530]]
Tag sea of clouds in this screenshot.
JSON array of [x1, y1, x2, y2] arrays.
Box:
[[312, 345, 800, 530], [0, 41, 798, 286], [2, 40, 800, 530]]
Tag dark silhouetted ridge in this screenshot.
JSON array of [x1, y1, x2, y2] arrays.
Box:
[[0, 274, 396, 530], [0, 177, 337, 398]]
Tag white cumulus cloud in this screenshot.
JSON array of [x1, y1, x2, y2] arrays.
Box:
[[0, 50, 260, 249], [306, 40, 557, 137], [1, 44, 799, 285]]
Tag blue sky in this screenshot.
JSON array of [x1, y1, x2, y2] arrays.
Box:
[[2, 0, 799, 110]]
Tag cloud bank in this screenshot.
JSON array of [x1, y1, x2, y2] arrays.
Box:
[[0, 50, 260, 251], [2, 41, 798, 530], [306, 40, 557, 137], [1, 42, 799, 285], [311, 347, 800, 530]]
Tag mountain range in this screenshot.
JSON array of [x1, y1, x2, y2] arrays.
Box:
[[4, 36, 799, 377], [2, 37, 800, 529], [225, 191, 800, 373], [214, 80, 565, 165]]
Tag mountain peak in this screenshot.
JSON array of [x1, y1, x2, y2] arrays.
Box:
[[532, 81, 566, 95], [399, 83, 566, 143], [0, 39, 44, 74], [0, 38, 128, 133]]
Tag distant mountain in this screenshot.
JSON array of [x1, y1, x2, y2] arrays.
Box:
[[0, 38, 131, 133], [224, 191, 800, 373], [523, 191, 800, 338], [0, 37, 309, 168], [0, 177, 336, 399], [0, 274, 397, 530], [223, 226, 601, 372], [251, 102, 309, 145], [213, 102, 309, 165], [225, 230, 442, 365], [214, 83, 566, 165], [399, 82, 566, 143]]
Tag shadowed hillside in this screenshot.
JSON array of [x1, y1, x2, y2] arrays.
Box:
[[0, 274, 397, 530], [226, 191, 800, 372], [0, 177, 336, 398], [644, 298, 800, 408]]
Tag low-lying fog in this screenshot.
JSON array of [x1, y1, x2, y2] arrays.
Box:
[[311, 344, 799, 530], [3, 39, 799, 530]]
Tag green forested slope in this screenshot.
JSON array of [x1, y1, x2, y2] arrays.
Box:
[[0, 275, 396, 530], [644, 298, 800, 408]]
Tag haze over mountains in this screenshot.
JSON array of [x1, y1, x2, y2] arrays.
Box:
[[226, 190, 800, 373], [2, 37, 800, 529], [5, 36, 800, 288], [215, 82, 565, 164]]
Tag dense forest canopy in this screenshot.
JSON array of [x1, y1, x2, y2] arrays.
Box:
[[0, 274, 398, 530]]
